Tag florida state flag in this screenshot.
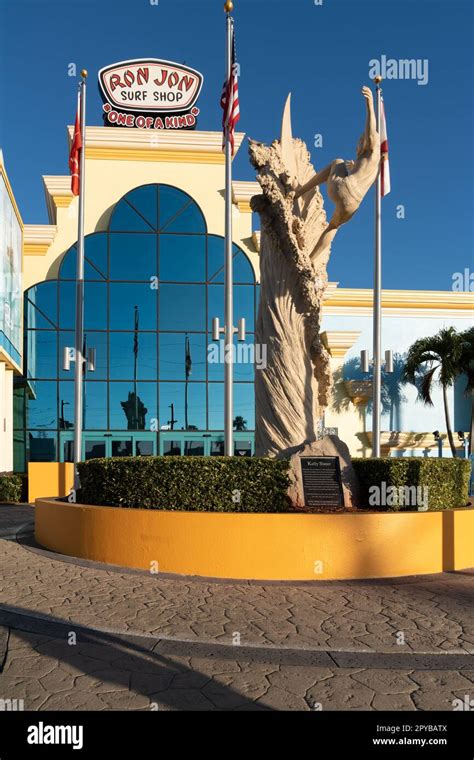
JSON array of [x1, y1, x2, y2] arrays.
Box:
[[69, 98, 82, 196]]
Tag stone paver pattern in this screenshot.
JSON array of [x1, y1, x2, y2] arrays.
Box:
[[0, 539, 472, 655], [0, 621, 472, 711]]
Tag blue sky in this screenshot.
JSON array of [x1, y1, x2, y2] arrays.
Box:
[[0, 0, 472, 290]]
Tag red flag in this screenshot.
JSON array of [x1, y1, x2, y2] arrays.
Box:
[[69, 97, 82, 196], [220, 27, 240, 156], [380, 96, 390, 197]]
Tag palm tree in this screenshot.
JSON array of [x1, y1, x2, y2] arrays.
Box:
[[458, 327, 474, 455], [233, 416, 247, 431], [402, 327, 466, 457]]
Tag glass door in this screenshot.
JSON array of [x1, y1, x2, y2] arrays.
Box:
[[60, 432, 157, 461]]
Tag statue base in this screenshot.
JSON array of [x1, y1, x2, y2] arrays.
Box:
[[286, 435, 361, 510]]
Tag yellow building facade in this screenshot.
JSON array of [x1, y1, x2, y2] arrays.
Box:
[[0, 126, 472, 481]]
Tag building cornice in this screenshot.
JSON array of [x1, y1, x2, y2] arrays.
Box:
[[321, 330, 361, 358], [67, 126, 245, 165], [42, 176, 74, 224], [323, 287, 473, 317], [24, 224, 57, 256], [232, 181, 260, 213]]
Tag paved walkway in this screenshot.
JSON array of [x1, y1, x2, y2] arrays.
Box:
[[0, 538, 472, 654], [0, 520, 472, 711], [0, 504, 34, 540]]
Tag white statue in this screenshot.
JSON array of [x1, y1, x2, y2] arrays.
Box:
[[249, 86, 380, 457]]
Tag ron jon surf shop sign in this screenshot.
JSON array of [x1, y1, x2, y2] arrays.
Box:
[[98, 59, 203, 130]]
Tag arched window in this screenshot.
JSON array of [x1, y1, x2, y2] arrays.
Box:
[[15, 185, 257, 465]]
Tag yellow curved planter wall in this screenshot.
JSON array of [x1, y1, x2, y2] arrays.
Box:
[[34, 500, 474, 581]]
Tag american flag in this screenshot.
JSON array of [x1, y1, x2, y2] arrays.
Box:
[[220, 26, 240, 156], [133, 306, 139, 357], [380, 96, 391, 197], [69, 93, 82, 196]]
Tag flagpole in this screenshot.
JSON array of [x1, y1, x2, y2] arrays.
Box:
[[73, 70, 87, 491], [372, 76, 382, 458], [224, 2, 234, 456]]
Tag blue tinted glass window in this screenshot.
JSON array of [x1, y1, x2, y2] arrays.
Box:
[[159, 186, 206, 234], [84, 381, 107, 430], [109, 332, 157, 380], [28, 381, 57, 429], [207, 335, 256, 382], [85, 234, 108, 278], [110, 199, 155, 232], [208, 237, 254, 283], [159, 333, 206, 381], [109, 382, 157, 431], [27, 331, 57, 378], [159, 284, 205, 331], [58, 381, 74, 429], [109, 283, 157, 330], [159, 235, 205, 282], [26, 282, 57, 327], [124, 185, 158, 229], [28, 431, 57, 462], [159, 382, 206, 431], [20, 184, 257, 461], [110, 234, 156, 281]]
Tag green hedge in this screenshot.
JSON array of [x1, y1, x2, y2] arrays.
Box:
[[78, 456, 291, 512], [352, 457, 471, 511], [0, 473, 22, 503]]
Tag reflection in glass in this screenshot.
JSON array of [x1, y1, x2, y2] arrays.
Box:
[[28, 381, 57, 429], [184, 440, 204, 456], [85, 283, 107, 330], [210, 440, 225, 456], [84, 382, 107, 430], [110, 234, 156, 280], [235, 440, 252, 457], [28, 331, 57, 378], [159, 284, 205, 331], [136, 440, 155, 456], [58, 381, 74, 429], [110, 283, 157, 330], [27, 282, 58, 326], [159, 382, 206, 431], [28, 431, 57, 462], [159, 235, 205, 282], [110, 332, 157, 381], [234, 384, 255, 431], [19, 184, 258, 467], [163, 440, 181, 456], [63, 439, 74, 463], [208, 237, 255, 283], [159, 333, 206, 381], [85, 440, 106, 460], [59, 236, 108, 280], [83, 332, 107, 380], [84, 234, 108, 278], [109, 382, 157, 431], [208, 384, 254, 432], [112, 439, 132, 457], [207, 335, 255, 382]]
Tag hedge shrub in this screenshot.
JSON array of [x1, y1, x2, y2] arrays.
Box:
[[0, 473, 23, 503], [352, 457, 471, 511], [78, 456, 291, 512]]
